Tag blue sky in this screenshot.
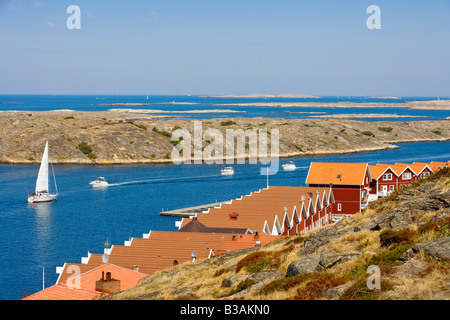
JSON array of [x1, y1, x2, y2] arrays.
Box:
[[0, 0, 449, 96]]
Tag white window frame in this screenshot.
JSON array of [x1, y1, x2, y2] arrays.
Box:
[[383, 173, 392, 181], [337, 203, 342, 211], [402, 172, 412, 180]]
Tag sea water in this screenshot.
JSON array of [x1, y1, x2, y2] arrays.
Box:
[[0, 95, 449, 299], [0, 141, 449, 299], [1, 94, 449, 121]]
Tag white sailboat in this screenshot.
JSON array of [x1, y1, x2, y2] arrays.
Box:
[[28, 141, 58, 203]]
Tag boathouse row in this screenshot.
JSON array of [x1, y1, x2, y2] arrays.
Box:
[[24, 160, 447, 300], [306, 160, 448, 216], [177, 186, 335, 237]]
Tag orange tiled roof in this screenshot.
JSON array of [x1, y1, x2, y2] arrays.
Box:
[[369, 161, 447, 180], [395, 163, 432, 175], [368, 164, 396, 180], [56, 231, 278, 284], [179, 186, 332, 235], [414, 161, 448, 172], [305, 162, 368, 186], [23, 263, 148, 300]]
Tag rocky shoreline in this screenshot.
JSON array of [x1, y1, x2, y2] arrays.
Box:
[[0, 110, 448, 165]]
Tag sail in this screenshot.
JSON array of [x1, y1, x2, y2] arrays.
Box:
[[35, 141, 49, 193]]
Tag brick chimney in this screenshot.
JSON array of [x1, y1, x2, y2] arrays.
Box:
[[95, 271, 121, 294]]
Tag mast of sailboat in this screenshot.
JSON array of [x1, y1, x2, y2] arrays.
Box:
[[51, 161, 58, 195]]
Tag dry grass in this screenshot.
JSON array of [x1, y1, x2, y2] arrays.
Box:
[[328, 229, 381, 253], [104, 168, 450, 301]]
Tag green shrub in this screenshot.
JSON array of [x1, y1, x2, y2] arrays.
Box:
[[295, 273, 346, 300], [152, 127, 171, 137], [220, 120, 236, 126], [77, 142, 93, 155], [362, 131, 375, 137], [260, 274, 313, 295], [379, 229, 416, 248], [370, 244, 412, 265], [378, 127, 393, 132]]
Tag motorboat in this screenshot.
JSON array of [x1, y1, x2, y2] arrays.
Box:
[[282, 161, 296, 171], [220, 166, 234, 176], [89, 176, 109, 188], [28, 141, 58, 203]]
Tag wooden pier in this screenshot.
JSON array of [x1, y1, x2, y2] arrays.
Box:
[[159, 201, 228, 217]]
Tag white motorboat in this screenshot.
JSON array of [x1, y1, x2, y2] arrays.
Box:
[[28, 141, 58, 203], [282, 161, 296, 171], [220, 166, 234, 176], [89, 176, 109, 188]]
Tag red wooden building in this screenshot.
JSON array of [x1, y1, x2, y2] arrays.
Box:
[[305, 162, 371, 217]]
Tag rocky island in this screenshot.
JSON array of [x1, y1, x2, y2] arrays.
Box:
[[0, 110, 448, 164]]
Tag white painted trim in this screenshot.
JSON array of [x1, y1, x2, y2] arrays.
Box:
[[272, 215, 282, 235], [55, 263, 66, 284], [81, 251, 91, 264], [263, 221, 270, 235]]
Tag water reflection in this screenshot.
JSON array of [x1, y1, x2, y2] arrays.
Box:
[[29, 202, 53, 256]]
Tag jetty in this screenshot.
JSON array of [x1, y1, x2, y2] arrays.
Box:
[[159, 201, 228, 217]]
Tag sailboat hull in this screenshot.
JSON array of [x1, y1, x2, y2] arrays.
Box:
[[28, 193, 57, 203]]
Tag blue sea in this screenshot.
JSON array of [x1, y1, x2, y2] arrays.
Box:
[[1, 94, 450, 121], [0, 95, 449, 300]]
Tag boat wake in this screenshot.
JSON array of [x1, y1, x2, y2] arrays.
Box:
[[106, 173, 223, 187], [94, 165, 310, 189]]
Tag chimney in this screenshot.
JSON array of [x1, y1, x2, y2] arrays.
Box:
[[229, 212, 239, 220], [95, 271, 121, 294]]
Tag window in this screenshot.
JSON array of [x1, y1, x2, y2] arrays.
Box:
[[337, 203, 342, 211], [422, 172, 430, 178], [383, 173, 392, 180], [402, 172, 412, 180], [389, 185, 394, 192]]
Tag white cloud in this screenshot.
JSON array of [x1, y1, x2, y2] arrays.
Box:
[[136, 10, 159, 24]]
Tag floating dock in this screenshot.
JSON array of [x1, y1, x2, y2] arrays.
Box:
[[159, 201, 228, 217]]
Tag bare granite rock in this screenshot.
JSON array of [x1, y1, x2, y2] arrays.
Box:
[[412, 237, 450, 261], [0, 110, 449, 164]]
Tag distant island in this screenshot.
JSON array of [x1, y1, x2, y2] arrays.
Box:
[[214, 100, 450, 110], [309, 113, 427, 119], [203, 94, 319, 98], [370, 96, 402, 99]]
